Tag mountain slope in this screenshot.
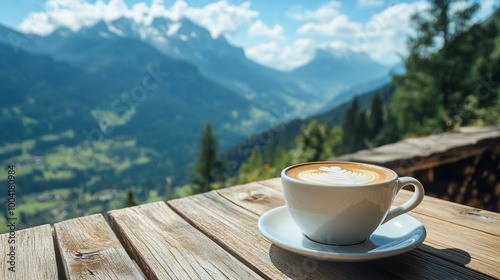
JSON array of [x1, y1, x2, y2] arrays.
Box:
[[0, 37, 264, 191], [291, 49, 390, 99], [222, 82, 396, 164], [43, 34, 266, 145], [0, 42, 93, 143], [319, 75, 392, 112], [0, 24, 41, 53], [54, 36, 169, 71]]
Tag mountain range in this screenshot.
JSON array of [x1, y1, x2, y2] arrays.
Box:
[[0, 16, 393, 190]]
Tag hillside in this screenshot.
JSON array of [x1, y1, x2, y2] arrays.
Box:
[[223, 82, 396, 165], [0, 38, 265, 195], [291, 49, 389, 102]]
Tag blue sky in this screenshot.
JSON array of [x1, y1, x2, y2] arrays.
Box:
[[0, 0, 497, 70]]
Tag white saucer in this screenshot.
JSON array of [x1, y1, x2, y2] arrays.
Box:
[[258, 206, 426, 262]]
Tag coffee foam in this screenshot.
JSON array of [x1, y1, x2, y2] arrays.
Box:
[[286, 162, 393, 185]]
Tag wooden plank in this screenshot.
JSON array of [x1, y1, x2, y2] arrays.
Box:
[[169, 191, 490, 279], [411, 211, 500, 277], [0, 224, 58, 280], [257, 177, 283, 192], [217, 181, 284, 215], [54, 213, 144, 279], [108, 201, 263, 280], [393, 189, 500, 237]]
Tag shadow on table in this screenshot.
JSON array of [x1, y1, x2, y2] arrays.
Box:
[[416, 244, 472, 266], [268, 244, 472, 279]]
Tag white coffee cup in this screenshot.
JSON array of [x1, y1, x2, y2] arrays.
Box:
[[281, 161, 425, 245]]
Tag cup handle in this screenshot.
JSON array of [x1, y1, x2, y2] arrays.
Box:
[[382, 177, 425, 224]]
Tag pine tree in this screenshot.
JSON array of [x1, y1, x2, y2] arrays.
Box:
[[353, 108, 368, 152], [124, 188, 137, 207], [272, 146, 290, 172], [341, 98, 359, 153], [466, 11, 500, 125], [391, 0, 481, 135], [19, 212, 28, 225], [365, 93, 401, 148], [340, 98, 369, 153], [327, 126, 343, 156], [367, 93, 384, 145], [295, 119, 330, 162], [238, 147, 263, 183], [192, 123, 219, 194], [263, 144, 274, 166]]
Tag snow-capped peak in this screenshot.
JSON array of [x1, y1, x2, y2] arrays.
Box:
[[107, 23, 125, 37], [166, 22, 181, 36]]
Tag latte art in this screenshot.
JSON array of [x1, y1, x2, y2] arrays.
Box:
[[297, 166, 382, 185], [286, 162, 393, 186]]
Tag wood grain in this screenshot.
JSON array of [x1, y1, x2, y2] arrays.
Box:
[[256, 177, 283, 192], [411, 211, 500, 277], [0, 224, 58, 280], [217, 181, 284, 215], [393, 188, 500, 236], [54, 213, 144, 279], [108, 201, 263, 280], [169, 191, 490, 279]]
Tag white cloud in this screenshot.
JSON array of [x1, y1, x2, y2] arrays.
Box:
[[319, 41, 363, 63], [246, 1, 429, 69], [475, 0, 497, 21], [326, 40, 351, 50], [248, 20, 284, 40], [286, 2, 341, 22], [292, 1, 362, 38], [354, 1, 428, 64], [184, 1, 258, 38], [18, 0, 258, 38], [18, 12, 53, 35], [357, 0, 385, 8], [245, 38, 315, 70], [324, 40, 358, 58], [19, 0, 128, 34], [297, 14, 362, 37], [449, 0, 469, 16], [292, 1, 428, 65]]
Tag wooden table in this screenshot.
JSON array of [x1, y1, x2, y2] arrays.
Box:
[[1, 177, 500, 279]]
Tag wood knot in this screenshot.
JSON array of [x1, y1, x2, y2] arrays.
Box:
[[74, 250, 102, 261], [239, 191, 267, 201], [459, 208, 494, 222]]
